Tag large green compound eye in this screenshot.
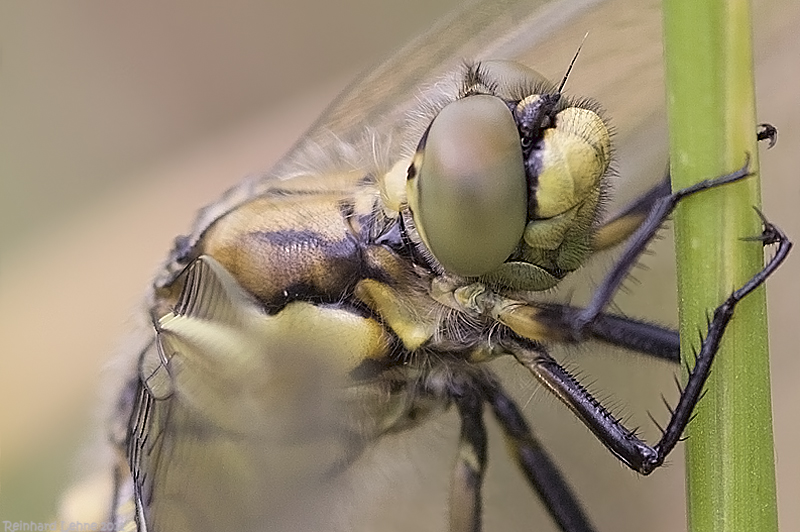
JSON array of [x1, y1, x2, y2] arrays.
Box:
[[407, 94, 527, 277]]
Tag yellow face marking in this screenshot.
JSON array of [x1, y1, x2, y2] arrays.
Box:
[[533, 107, 610, 220]]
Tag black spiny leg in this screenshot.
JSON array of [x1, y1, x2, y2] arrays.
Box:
[[575, 160, 753, 333], [506, 215, 790, 474], [521, 136, 781, 368], [449, 382, 488, 532], [477, 375, 597, 532], [757, 123, 778, 148], [534, 304, 680, 363], [592, 124, 777, 254], [591, 176, 672, 252], [653, 213, 791, 460]]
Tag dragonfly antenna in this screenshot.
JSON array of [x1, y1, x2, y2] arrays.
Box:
[[557, 32, 589, 94]]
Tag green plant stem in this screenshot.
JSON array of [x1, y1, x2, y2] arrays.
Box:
[[662, 1, 779, 531]]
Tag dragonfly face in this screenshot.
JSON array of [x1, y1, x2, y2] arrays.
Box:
[[406, 61, 610, 287], [56, 2, 789, 532]]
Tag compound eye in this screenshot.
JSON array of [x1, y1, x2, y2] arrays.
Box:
[[407, 95, 527, 277]]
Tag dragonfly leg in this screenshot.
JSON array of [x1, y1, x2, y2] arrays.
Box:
[[591, 176, 671, 252], [477, 374, 598, 532], [534, 304, 679, 362], [505, 214, 790, 474], [756, 122, 778, 148], [592, 125, 776, 253], [449, 379, 488, 532], [457, 285, 679, 362], [576, 159, 753, 333]]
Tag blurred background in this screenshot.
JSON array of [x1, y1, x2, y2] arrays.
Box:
[[1, 0, 797, 531]]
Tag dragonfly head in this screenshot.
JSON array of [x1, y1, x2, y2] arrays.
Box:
[[405, 60, 611, 291]]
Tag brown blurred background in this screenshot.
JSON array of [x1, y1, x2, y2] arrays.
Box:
[[1, 0, 797, 531]]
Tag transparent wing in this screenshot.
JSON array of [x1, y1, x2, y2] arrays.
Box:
[[131, 256, 362, 532], [272, 0, 612, 174], [272, 0, 667, 178]]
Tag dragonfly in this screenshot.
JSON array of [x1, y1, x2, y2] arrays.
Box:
[[58, 0, 790, 531]]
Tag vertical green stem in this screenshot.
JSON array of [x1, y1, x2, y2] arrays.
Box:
[[662, 1, 779, 531]]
